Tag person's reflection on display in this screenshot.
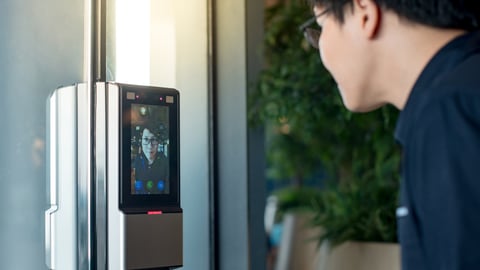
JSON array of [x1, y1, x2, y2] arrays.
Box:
[[133, 124, 169, 194]]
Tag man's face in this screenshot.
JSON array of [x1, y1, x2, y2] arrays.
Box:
[[314, 3, 383, 112], [141, 128, 158, 162]]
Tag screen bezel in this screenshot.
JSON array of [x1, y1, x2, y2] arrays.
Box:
[[119, 84, 180, 213]]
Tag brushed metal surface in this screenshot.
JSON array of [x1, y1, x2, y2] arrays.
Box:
[[107, 83, 125, 270], [95, 82, 108, 269], [45, 86, 78, 269], [126, 213, 183, 269], [77, 83, 93, 269]]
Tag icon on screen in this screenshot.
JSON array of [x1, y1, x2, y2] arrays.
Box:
[[146, 180, 154, 191], [157, 180, 165, 191], [135, 180, 144, 192]]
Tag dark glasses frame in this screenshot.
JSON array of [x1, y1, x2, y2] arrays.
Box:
[[299, 9, 330, 49]]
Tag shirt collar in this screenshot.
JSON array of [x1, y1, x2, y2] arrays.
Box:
[[395, 30, 480, 145]]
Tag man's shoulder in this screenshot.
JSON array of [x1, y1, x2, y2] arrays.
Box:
[[438, 53, 480, 93], [396, 33, 480, 145], [425, 31, 480, 97], [413, 83, 480, 142], [399, 77, 480, 144], [418, 51, 480, 112]]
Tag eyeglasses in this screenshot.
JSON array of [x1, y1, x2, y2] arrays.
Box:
[[299, 9, 330, 49], [142, 137, 159, 146]]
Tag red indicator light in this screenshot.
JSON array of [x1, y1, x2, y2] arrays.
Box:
[[148, 211, 163, 215], [159, 97, 163, 101]]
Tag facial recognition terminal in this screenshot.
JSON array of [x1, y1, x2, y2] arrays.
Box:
[[45, 82, 182, 270], [119, 84, 180, 213]]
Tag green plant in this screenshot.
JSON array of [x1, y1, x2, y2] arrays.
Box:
[[249, 0, 341, 185], [310, 177, 399, 247], [249, 0, 401, 246], [273, 186, 322, 222]]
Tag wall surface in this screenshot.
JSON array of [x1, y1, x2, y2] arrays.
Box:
[[214, 0, 249, 268], [213, 0, 267, 269], [173, 1, 211, 269], [0, 1, 84, 269]]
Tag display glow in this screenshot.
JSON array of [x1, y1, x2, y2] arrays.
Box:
[[116, 0, 150, 84]]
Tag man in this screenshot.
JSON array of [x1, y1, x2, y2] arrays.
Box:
[[302, 0, 480, 269], [133, 124, 169, 194]]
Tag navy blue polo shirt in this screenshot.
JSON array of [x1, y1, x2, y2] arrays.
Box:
[[395, 31, 480, 270]]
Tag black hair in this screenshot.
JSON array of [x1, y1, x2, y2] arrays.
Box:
[[141, 122, 168, 142], [142, 122, 160, 138], [307, 0, 480, 30]]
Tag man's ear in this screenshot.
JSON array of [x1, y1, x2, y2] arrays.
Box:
[[353, 0, 381, 38]]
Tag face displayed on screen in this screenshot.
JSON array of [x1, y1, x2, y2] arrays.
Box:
[[141, 128, 159, 164], [130, 104, 169, 195]]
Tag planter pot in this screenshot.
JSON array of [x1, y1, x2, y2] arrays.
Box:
[[317, 241, 400, 270], [275, 212, 321, 270], [274, 212, 400, 270]]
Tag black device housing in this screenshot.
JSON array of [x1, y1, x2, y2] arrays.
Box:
[[119, 83, 181, 214]]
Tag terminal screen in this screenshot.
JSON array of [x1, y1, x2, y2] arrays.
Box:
[[130, 104, 170, 195], [119, 84, 180, 213]]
